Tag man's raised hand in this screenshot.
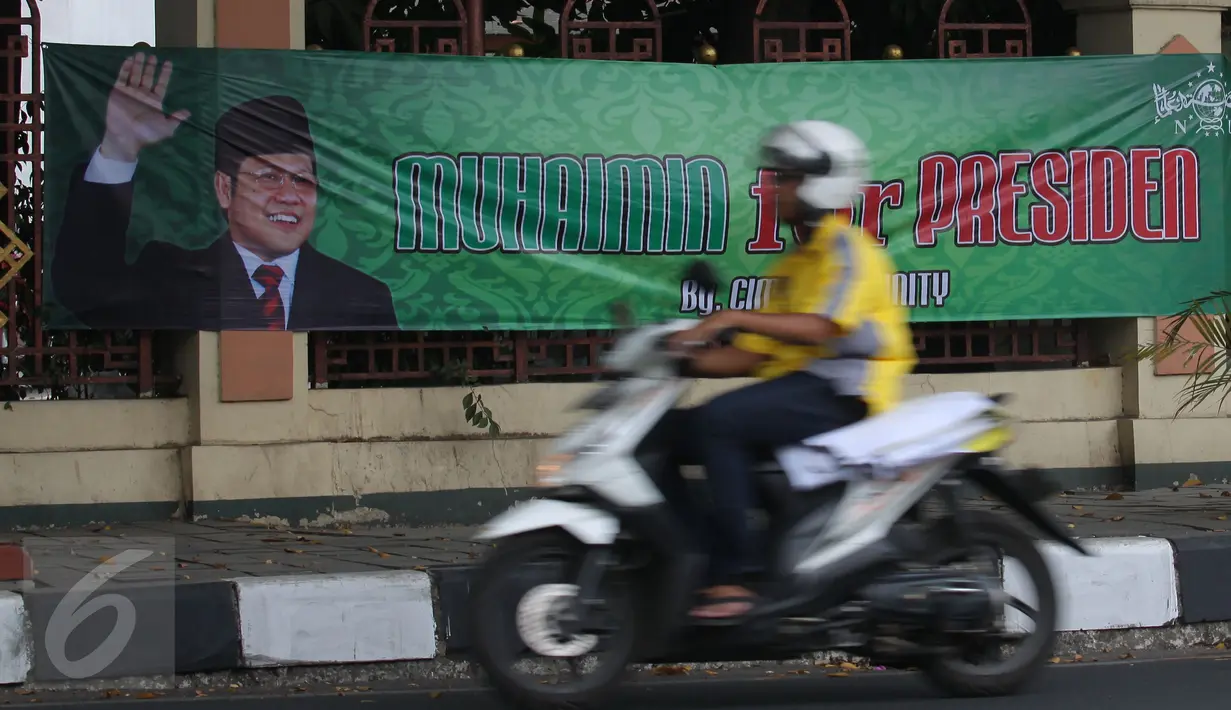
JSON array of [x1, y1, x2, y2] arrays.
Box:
[[99, 53, 192, 163]]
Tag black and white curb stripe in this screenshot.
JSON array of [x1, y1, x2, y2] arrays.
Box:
[[0, 535, 1226, 682]]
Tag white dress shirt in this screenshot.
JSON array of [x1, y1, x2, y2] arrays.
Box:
[[232, 242, 299, 329]]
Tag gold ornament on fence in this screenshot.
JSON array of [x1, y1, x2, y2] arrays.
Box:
[[696, 42, 718, 65], [506, 43, 526, 58], [883, 44, 904, 60], [1067, 47, 1081, 56], [0, 185, 33, 328]]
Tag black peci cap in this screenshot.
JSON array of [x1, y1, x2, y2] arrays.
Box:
[[213, 94, 316, 177]]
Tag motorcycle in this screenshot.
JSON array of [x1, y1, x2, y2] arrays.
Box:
[[467, 264, 1088, 710]]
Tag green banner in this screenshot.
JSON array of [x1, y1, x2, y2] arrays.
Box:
[[42, 44, 1231, 331]]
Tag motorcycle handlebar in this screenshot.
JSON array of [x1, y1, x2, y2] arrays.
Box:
[[655, 326, 741, 354]]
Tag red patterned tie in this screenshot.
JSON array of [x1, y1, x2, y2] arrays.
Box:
[[252, 264, 286, 330]]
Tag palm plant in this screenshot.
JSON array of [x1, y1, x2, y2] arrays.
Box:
[[1135, 292, 1231, 414]]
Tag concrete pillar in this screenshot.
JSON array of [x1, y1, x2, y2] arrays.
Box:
[[1061, 0, 1229, 54], [1060, 0, 1231, 489], [155, 0, 310, 518], [154, 0, 215, 48], [215, 0, 305, 50]]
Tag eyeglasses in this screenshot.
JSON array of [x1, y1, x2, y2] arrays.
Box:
[[241, 169, 318, 193]]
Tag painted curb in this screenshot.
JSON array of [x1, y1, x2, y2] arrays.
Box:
[[0, 592, 31, 684], [232, 571, 436, 667], [0, 535, 1226, 684]]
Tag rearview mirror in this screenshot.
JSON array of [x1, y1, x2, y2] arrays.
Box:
[[684, 261, 720, 293]]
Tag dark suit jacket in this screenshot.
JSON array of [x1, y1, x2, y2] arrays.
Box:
[[51, 163, 399, 331]]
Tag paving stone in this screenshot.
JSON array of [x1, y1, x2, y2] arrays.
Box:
[[5, 487, 1226, 595]]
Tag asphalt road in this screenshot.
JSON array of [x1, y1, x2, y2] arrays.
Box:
[[11, 653, 1231, 709]]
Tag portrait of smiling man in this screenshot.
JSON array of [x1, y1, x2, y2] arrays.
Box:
[[52, 52, 399, 331]]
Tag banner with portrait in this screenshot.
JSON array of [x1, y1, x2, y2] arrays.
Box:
[[43, 44, 1231, 331]]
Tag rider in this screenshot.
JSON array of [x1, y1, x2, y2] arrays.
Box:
[[666, 120, 918, 621]]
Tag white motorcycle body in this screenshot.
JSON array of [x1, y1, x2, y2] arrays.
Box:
[[475, 319, 1011, 582]]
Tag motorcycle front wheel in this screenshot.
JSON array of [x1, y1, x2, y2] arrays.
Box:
[[920, 511, 1059, 697], [469, 530, 638, 710]]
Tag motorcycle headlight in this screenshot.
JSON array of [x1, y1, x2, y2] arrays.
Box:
[[535, 453, 576, 487]]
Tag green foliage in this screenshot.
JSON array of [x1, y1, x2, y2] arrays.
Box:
[[1133, 292, 1231, 415], [305, 0, 563, 53], [436, 359, 503, 437], [305, 0, 367, 49]]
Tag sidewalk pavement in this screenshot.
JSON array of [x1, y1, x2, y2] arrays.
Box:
[[0, 485, 1228, 685]]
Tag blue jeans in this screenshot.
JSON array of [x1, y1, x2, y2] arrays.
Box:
[[654, 371, 867, 586]]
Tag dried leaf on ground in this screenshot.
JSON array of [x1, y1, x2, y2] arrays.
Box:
[[429, 691, 443, 699], [1215, 642, 1226, 650], [1218, 515, 1228, 521], [1072, 505, 1084, 510], [134, 692, 163, 699], [839, 662, 859, 670], [827, 672, 850, 678], [1111, 515, 1125, 522], [1105, 492, 1125, 500], [1200, 493, 1213, 498], [652, 665, 691, 676], [1183, 478, 1204, 487], [705, 670, 719, 677], [1048, 657, 1061, 664], [1222, 491, 1231, 497], [1067, 523, 1076, 528], [284, 548, 305, 554], [1120, 652, 1134, 659]]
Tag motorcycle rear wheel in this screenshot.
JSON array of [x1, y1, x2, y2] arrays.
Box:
[[920, 511, 1059, 697], [469, 530, 638, 710]]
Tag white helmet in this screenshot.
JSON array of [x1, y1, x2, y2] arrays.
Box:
[[759, 120, 870, 213]]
